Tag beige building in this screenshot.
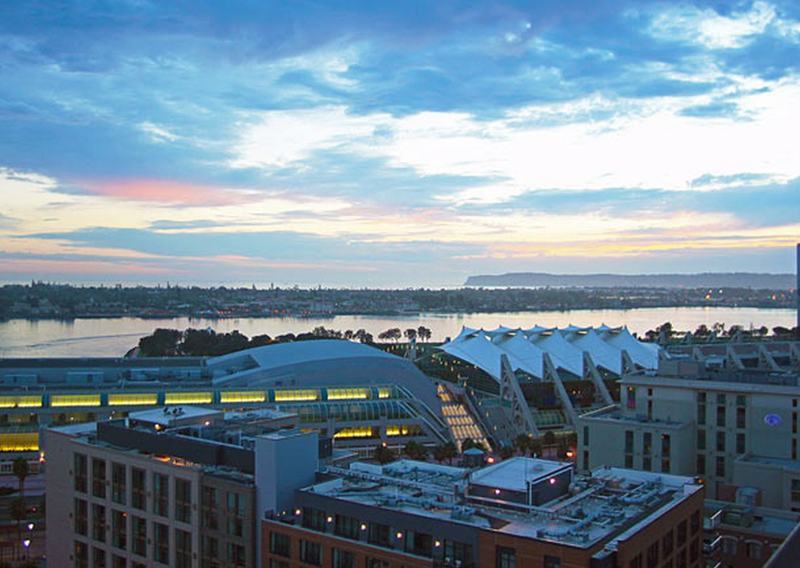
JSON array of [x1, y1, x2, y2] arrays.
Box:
[[578, 359, 800, 509], [43, 406, 318, 567]]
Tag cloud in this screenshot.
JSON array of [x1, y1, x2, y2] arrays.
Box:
[[2, 1, 800, 283]]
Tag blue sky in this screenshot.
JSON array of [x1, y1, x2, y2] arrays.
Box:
[[1, 0, 798, 286]]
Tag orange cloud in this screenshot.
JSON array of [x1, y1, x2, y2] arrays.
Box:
[[77, 178, 253, 206]]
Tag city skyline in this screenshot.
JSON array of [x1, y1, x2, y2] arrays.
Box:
[[1, 1, 800, 286]]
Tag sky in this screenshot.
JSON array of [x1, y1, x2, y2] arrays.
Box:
[[1, 0, 799, 287]]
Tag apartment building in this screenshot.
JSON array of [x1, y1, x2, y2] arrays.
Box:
[[578, 359, 800, 508], [43, 406, 318, 568], [263, 457, 705, 568]]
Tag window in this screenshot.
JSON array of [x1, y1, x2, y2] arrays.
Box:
[[92, 458, 106, 498], [643, 432, 652, 455], [690, 511, 700, 534], [302, 507, 327, 531], [367, 560, 390, 568], [112, 463, 126, 505], [746, 541, 762, 560], [93, 547, 106, 568], [300, 539, 322, 566], [368, 522, 390, 546], [74, 453, 88, 493], [697, 429, 705, 450], [175, 478, 191, 523], [112, 509, 127, 550], [677, 520, 687, 543], [717, 393, 726, 405], [202, 486, 218, 529], [202, 535, 218, 560], [444, 540, 472, 564], [407, 531, 433, 557], [628, 554, 642, 568], [698, 392, 706, 404], [736, 395, 745, 407], [643, 456, 652, 471], [716, 456, 725, 477], [269, 531, 291, 557], [175, 528, 192, 568], [153, 473, 168, 517], [646, 541, 659, 568], [626, 387, 636, 409], [112, 554, 126, 568], [132, 516, 146, 557], [227, 491, 244, 516], [716, 431, 725, 452], [662, 529, 674, 557], [334, 514, 360, 540], [228, 514, 243, 538], [625, 454, 634, 468], [716, 405, 726, 427], [791, 479, 800, 502], [227, 543, 246, 566], [736, 433, 746, 454], [496, 546, 516, 568], [544, 555, 561, 568], [92, 503, 106, 542], [583, 426, 589, 445], [75, 541, 89, 568], [721, 536, 737, 555], [131, 467, 146, 511], [332, 548, 356, 568], [153, 522, 169, 564], [696, 454, 705, 475], [625, 430, 634, 453], [689, 538, 699, 562], [737, 407, 746, 429], [697, 402, 706, 425], [74, 498, 88, 535]]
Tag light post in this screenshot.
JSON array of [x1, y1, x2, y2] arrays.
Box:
[[22, 538, 31, 560]]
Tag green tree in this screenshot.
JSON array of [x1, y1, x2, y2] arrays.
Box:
[[373, 444, 396, 465], [403, 441, 428, 461], [514, 434, 531, 455]]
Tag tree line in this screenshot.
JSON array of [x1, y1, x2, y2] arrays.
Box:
[[137, 326, 375, 357]]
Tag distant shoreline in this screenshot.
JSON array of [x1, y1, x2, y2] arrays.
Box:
[[0, 303, 795, 323]]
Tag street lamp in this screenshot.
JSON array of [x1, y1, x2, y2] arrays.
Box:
[[27, 523, 34, 531], [23, 539, 31, 560]]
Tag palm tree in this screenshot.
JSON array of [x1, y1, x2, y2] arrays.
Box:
[[10, 497, 25, 560], [12, 457, 28, 508]]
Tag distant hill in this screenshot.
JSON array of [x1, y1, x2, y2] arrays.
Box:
[[464, 272, 795, 289]]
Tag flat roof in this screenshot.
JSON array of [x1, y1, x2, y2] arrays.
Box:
[[129, 406, 223, 427], [469, 457, 570, 491], [306, 459, 701, 549]]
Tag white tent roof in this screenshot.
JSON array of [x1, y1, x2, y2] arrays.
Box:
[[440, 325, 659, 381], [599, 326, 660, 369], [562, 328, 622, 374]]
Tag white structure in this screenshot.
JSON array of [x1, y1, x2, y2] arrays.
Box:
[[441, 325, 659, 381]]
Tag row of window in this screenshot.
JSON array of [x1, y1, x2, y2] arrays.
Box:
[[268, 532, 390, 568], [73, 454, 192, 520], [73, 520, 190, 567], [282, 509, 473, 562]]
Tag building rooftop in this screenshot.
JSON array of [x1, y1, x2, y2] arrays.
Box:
[[128, 405, 223, 428], [735, 453, 800, 470], [305, 458, 702, 550], [580, 405, 689, 427], [469, 457, 570, 492]]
